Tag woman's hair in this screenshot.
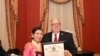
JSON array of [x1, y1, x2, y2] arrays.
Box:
[[32, 27, 43, 34]]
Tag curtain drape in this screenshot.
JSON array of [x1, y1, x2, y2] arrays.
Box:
[[73, 0, 84, 51], [0, 0, 9, 51], [40, 0, 49, 33], [5, 0, 18, 49]]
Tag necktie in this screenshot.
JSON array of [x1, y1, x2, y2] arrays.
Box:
[[54, 34, 58, 42]]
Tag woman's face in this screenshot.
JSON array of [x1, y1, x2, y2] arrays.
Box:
[[32, 30, 43, 42]]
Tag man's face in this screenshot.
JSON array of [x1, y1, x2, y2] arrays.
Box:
[[51, 19, 61, 33]]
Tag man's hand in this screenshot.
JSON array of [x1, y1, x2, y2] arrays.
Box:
[[64, 50, 72, 56]]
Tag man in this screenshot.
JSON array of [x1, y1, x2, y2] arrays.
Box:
[[42, 18, 77, 56]]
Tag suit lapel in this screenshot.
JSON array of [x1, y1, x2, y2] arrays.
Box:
[[49, 32, 52, 42], [59, 31, 64, 41]]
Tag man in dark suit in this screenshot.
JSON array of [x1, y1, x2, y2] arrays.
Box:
[[42, 18, 77, 56]]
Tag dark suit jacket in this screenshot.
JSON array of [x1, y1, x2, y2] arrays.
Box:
[[42, 31, 77, 56]]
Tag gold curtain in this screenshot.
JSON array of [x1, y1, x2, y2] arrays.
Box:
[[5, 0, 18, 49], [40, 0, 49, 33], [73, 0, 84, 51]]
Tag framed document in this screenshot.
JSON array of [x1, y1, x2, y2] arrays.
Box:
[[42, 41, 64, 56]]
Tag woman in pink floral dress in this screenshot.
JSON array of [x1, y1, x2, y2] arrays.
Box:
[[23, 27, 43, 56]]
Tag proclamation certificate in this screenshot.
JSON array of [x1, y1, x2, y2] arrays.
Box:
[[42, 42, 64, 56]]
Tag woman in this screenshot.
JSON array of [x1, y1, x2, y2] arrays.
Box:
[[23, 27, 43, 56]]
